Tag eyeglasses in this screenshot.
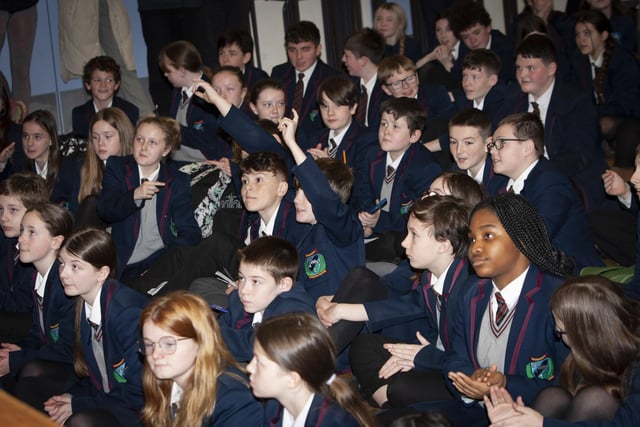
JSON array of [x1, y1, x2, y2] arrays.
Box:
[[485, 137, 527, 152], [386, 73, 417, 90], [553, 327, 567, 340], [138, 336, 191, 355]]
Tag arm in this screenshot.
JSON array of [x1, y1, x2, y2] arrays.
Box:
[[167, 170, 202, 246], [97, 158, 140, 223]]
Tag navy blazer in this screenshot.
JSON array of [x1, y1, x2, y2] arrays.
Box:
[[495, 83, 608, 211], [451, 82, 507, 123], [293, 158, 365, 301], [450, 159, 508, 197], [353, 78, 390, 131], [383, 35, 422, 64], [271, 59, 340, 135], [625, 205, 640, 301], [365, 258, 474, 371], [243, 63, 269, 91], [10, 261, 75, 373], [355, 143, 441, 233], [203, 367, 263, 427], [0, 235, 34, 313], [98, 155, 201, 277], [543, 364, 640, 427], [444, 265, 569, 405], [570, 44, 640, 118], [455, 30, 515, 84], [0, 121, 24, 180], [169, 84, 230, 160], [520, 158, 603, 271], [68, 280, 148, 417], [417, 82, 456, 124], [239, 199, 308, 247], [71, 97, 139, 138], [265, 394, 360, 427], [219, 283, 315, 362], [610, 12, 637, 54]]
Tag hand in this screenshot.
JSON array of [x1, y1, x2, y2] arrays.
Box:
[[277, 109, 299, 148], [206, 157, 232, 176], [602, 169, 630, 198], [1, 342, 21, 352], [448, 370, 492, 400], [44, 393, 73, 425], [484, 386, 519, 424], [307, 143, 329, 160], [134, 180, 165, 201], [358, 203, 381, 229], [316, 295, 336, 327], [488, 392, 544, 427], [363, 226, 373, 238], [433, 45, 452, 61], [378, 332, 430, 379], [0, 142, 15, 163]]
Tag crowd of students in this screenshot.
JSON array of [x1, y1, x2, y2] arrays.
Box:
[[1, 0, 640, 426]]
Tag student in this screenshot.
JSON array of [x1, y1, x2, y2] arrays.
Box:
[[218, 236, 315, 362], [374, 2, 422, 64], [0, 204, 74, 379], [342, 27, 389, 131], [247, 312, 378, 427], [299, 76, 377, 197], [247, 79, 287, 124], [0, 76, 25, 176], [485, 276, 640, 426], [278, 109, 366, 301], [417, 11, 461, 92], [582, 0, 637, 54], [449, 108, 507, 196], [354, 97, 441, 262], [495, 33, 609, 212], [21, 110, 81, 213], [451, 49, 506, 122], [71, 56, 139, 139], [76, 107, 134, 229], [36, 228, 148, 426], [141, 291, 263, 427], [0, 173, 49, 342], [98, 116, 201, 280], [571, 10, 640, 141], [449, 1, 515, 84], [433, 193, 572, 426], [320, 196, 474, 408], [159, 40, 222, 162], [489, 112, 602, 271], [271, 21, 340, 136], [217, 30, 268, 92]]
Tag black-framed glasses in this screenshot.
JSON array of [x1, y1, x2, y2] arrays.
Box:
[[386, 73, 417, 90], [486, 137, 527, 152], [138, 336, 191, 355], [553, 327, 567, 340]]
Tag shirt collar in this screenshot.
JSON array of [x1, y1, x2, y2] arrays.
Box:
[[528, 78, 555, 124], [297, 61, 318, 92], [329, 125, 350, 145], [451, 41, 461, 60], [260, 203, 280, 237], [85, 286, 103, 327], [467, 160, 486, 185], [430, 259, 454, 296], [282, 393, 315, 427], [507, 159, 538, 194], [35, 262, 54, 299], [385, 151, 405, 170], [170, 381, 184, 406], [93, 99, 113, 113], [491, 266, 529, 311], [138, 164, 161, 182], [35, 160, 48, 179], [473, 96, 485, 110]]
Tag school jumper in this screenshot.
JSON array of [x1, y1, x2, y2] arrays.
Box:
[[98, 155, 201, 277], [9, 261, 75, 374], [219, 284, 315, 362], [71, 96, 139, 138], [66, 279, 148, 425], [264, 394, 360, 427], [271, 59, 340, 136]]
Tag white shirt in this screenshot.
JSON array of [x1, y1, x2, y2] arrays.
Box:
[[451, 41, 461, 61], [590, 52, 604, 80], [245, 204, 280, 246], [360, 74, 378, 126], [491, 267, 529, 314], [506, 160, 538, 194], [84, 287, 103, 328], [93, 99, 113, 113], [170, 381, 184, 406], [528, 78, 555, 127], [385, 152, 404, 173], [252, 311, 264, 327], [34, 160, 48, 180], [35, 262, 54, 300], [137, 164, 160, 183], [473, 97, 485, 111], [328, 125, 349, 148], [282, 393, 315, 427], [297, 61, 318, 96], [467, 160, 485, 185]]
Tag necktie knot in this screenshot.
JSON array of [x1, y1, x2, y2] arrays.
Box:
[[181, 90, 189, 105], [328, 138, 338, 158], [292, 73, 305, 114], [355, 85, 368, 123], [530, 101, 540, 118], [385, 165, 396, 183], [495, 291, 508, 327], [298, 72, 305, 82], [88, 319, 102, 341]]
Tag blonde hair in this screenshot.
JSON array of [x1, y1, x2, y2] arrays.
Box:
[[375, 2, 408, 54], [140, 291, 243, 427], [78, 108, 134, 203], [136, 116, 181, 151]]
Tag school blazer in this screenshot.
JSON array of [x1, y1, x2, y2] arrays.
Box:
[[68, 280, 148, 415], [169, 79, 230, 160], [353, 77, 390, 131], [417, 82, 455, 124], [271, 59, 340, 135], [520, 158, 603, 271], [451, 82, 507, 123], [365, 258, 473, 371], [355, 143, 441, 233], [444, 265, 570, 405], [626, 206, 640, 301], [239, 199, 308, 246], [293, 157, 365, 301], [98, 155, 201, 276], [71, 97, 139, 138], [0, 236, 34, 313], [243, 63, 269, 91], [203, 367, 263, 427], [455, 30, 515, 84], [219, 284, 315, 362], [265, 394, 360, 427], [570, 44, 640, 118], [10, 261, 75, 373]]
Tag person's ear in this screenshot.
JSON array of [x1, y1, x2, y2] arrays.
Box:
[[381, 84, 392, 96], [242, 52, 252, 66], [439, 239, 453, 255], [51, 235, 64, 251], [277, 276, 293, 293], [409, 129, 422, 143], [349, 103, 358, 115], [113, 81, 121, 92], [249, 102, 258, 115], [548, 61, 558, 77], [96, 265, 110, 282], [602, 31, 609, 42], [489, 74, 498, 86], [277, 180, 288, 197]]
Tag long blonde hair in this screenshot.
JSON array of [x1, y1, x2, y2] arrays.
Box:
[[78, 108, 134, 203], [375, 2, 408, 54], [140, 291, 243, 427]]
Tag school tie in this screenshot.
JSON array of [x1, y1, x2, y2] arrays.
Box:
[[328, 138, 338, 158], [432, 287, 442, 312], [355, 84, 368, 124], [292, 72, 305, 114], [88, 319, 102, 342], [89, 319, 110, 392], [495, 291, 508, 327], [170, 403, 180, 420], [181, 89, 189, 106], [385, 165, 396, 184], [507, 185, 514, 193], [530, 101, 541, 118]]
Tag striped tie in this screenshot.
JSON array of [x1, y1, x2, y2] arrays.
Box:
[[385, 165, 396, 184], [328, 138, 338, 158], [292, 72, 305, 114], [355, 85, 368, 123], [495, 291, 508, 327]]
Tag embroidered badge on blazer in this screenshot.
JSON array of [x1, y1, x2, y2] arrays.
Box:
[[309, 110, 319, 122], [113, 358, 128, 383], [193, 120, 205, 131], [526, 354, 554, 380], [400, 199, 414, 215], [304, 250, 327, 279], [49, 323, 60, 342]]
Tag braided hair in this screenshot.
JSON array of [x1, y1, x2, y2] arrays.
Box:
[[471, 193, 575, 278]]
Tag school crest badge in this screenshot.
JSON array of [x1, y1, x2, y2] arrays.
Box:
[[526, 354, 554, 380], [305, 250, 327, 279], [49, 323, 59, 343], [113, 358, 128, 383], [193, 119, 205, 131]]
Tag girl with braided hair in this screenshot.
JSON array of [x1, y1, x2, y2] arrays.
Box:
[[374, 2, 422, 64], [431, 192, 572, 426], [571, 9, 640, 143]]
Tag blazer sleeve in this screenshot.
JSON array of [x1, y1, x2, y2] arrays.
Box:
[[98, 157, 139, 223], [167, 170, 201, 246], [207, 373, 264, 427]]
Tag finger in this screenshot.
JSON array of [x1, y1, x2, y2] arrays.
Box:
[[416, 331, 429, 345], [292, 109, 299, 122]]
